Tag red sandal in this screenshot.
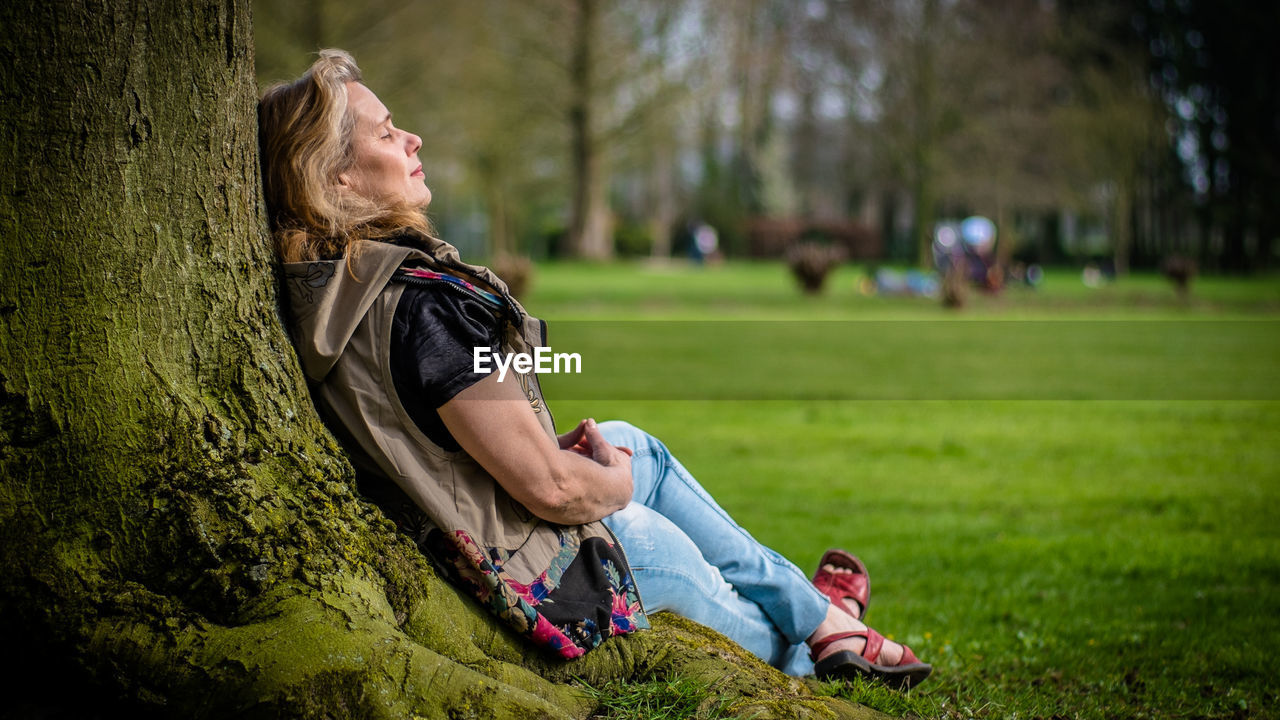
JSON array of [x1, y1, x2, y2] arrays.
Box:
[[812, 549, 870, 620], [810, 627, 932, 690]]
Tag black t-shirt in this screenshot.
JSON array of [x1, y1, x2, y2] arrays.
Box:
[[389, 281, 502, 451]]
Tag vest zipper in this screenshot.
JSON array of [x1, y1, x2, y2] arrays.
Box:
[[392, 273, 507, 311]]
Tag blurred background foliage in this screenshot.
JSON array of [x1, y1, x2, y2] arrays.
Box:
[[254, 0, 1279, 274]]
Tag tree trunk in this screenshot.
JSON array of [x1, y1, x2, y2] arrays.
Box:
[[0, 1, 883, 717], [647, 141, 676, 260], [566, 0, 612, 260], [911, 154, 936, 269], [477, 152, 514, 258], [994, 198, 1017, 273], [909, 0, 940, 269], [1111, 179, 1132, 277]]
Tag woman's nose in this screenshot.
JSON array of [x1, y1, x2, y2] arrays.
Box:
[[406, 132, 422, 155]]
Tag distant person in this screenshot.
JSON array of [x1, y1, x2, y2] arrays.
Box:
[[936, 218, 1001, 291], [1082, 262, 1104, 288], [257, 49, 931, 688], [692, 222, 719, 264]]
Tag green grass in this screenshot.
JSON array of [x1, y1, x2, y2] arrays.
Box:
[[539, 319, 1280, 402], [523, 261, 1280, 320], [519, 260, 1280, 720], [578, 675, 738, 719]]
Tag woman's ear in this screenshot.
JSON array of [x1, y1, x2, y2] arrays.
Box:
[[335, 172, 352, 188]]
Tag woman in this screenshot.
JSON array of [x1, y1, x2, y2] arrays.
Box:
[[258, 49, 931, 688]]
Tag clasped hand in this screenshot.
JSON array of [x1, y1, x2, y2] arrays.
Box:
[[558, 418, 634, 466]]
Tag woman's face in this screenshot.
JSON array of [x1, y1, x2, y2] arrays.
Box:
[[338, 82, 431, 209]]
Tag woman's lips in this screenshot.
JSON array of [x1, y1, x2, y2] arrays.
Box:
[[411, 164, 424, 178]]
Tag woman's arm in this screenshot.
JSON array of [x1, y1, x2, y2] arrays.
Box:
[[438, 370, 634, 525]]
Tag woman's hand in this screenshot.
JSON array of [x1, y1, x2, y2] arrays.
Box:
[[558, 418, 633, 460], [557, 420, 592, 456]]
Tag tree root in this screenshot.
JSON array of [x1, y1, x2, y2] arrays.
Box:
[[50, 568, 887, 719]]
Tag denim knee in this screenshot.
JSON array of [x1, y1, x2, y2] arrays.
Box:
[[605, 504, 724, 605]]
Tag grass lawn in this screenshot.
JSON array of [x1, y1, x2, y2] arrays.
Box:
[[521, 261, 1280, 720]]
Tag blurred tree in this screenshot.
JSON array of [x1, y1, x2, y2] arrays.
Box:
[[566, 0, 609, 258], [935, 0, 1073, 268], [248, 0, 1274, 271], [784, 0, 869, 221], [689, 0, 797, 255], [1054, 0, 1166, 275], [861, 0, 1083, 268], [1135, 0, 1280, 272], [256, 0, 708, 261], [417, 0, 569, 260], [616, 1, 718, 260], [844, 0, 966, 267], [463, 0, 706, 260], [883, 0, 954, 267]]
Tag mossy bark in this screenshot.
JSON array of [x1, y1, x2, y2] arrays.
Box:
[[0, 1, 884, 717]]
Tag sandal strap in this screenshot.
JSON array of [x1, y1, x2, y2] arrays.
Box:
[[813, 571, 869, 612], [813, 549, 870, 617], [896, 644, 921, 665], [808, 629, 867, 660], [861, 627, 885, 664]]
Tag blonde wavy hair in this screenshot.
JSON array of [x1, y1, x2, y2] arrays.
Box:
[[258, 49, 432, 262]]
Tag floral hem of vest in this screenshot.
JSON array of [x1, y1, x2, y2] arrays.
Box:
[[425, 527, 648, 659]]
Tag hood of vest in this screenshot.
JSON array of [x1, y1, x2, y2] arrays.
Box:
[[280, 233, 519, 383]]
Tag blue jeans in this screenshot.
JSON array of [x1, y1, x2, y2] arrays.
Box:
[[599, 421, 829, 676]]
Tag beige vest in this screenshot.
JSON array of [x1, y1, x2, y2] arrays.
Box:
[[282, 236, 645, 658]]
